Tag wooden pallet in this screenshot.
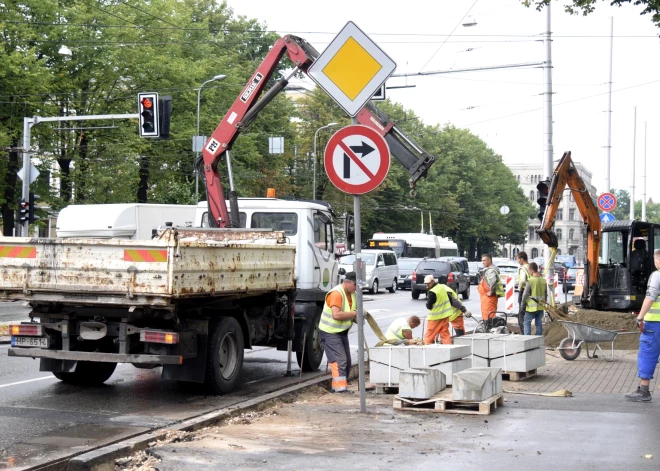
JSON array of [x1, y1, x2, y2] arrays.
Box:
[[502, 369, 537, 382], [373, 383, 399, 394], [393, 389, 504, 416]]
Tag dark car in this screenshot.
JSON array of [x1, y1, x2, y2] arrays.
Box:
[[467, 261, 482, 285], [396, 258, 423, 290], [563, 266, 582, 293], [411, 259, 471, 300]]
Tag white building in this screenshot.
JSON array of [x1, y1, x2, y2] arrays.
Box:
[[507, 160, 598, 263]]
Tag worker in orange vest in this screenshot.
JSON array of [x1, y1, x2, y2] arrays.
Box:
[[478, 254, 503, 320]]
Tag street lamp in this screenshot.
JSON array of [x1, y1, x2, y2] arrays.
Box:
[[313, 122, 338, 200], [195, 74, 227, 202]]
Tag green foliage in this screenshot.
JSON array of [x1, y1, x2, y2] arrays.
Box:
[[523, 1, 660, 29]]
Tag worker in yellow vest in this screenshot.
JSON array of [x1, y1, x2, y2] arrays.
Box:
[[516, 251, 531, 329], [319, 272, 358, 393], [519, 262, 547, 335], [424, 275, 472, 344], [626, 249, 660, 402], [385, 316, 421, 344]]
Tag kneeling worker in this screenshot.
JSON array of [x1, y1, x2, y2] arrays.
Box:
[[424, 275, 472, 344], [320, 271, 358, 393], [385, 315, 421, 344]]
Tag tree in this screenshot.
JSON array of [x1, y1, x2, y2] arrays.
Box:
[[523, 1, 660, 29], [609, 188, 631, 220]]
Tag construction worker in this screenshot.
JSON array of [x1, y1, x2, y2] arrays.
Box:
[[319, 271, 357, 393], [424, 275, 472, 344], [625, 249, 660, 402], [519, 262, 547, 335], [385, 316, 421, 344], [516, 251, 532, 330], [478, 254, 504, 320]]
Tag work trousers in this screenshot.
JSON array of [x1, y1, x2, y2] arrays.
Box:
[[320, 330, 351, 392], [524, 310, 543, 335], [638, 321, 660, 380], [424, 318, 451, 345]]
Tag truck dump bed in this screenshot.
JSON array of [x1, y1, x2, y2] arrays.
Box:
[[0, 228, 295, 306]]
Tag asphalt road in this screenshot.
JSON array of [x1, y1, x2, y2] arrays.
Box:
[[0, 284, 551, 469]]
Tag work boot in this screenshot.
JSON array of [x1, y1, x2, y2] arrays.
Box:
[[454, 329, 465, 337], [624, 386, 652, 402]]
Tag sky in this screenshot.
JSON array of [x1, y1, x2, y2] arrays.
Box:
[[226, 0, 660, 206]]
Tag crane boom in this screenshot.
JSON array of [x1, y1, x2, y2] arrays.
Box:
[[200, 35, 436, 227]]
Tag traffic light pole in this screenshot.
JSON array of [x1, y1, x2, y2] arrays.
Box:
[[20, 114, 138, 236], [543, 3, 555, 296]]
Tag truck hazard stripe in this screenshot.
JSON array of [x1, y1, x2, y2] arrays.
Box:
[[123, 249, 167, 263], [0, 246, 37, 258]]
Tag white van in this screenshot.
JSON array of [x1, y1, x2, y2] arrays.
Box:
[[338, 249, 399, 294]]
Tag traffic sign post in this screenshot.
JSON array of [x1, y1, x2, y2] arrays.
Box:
[[597, 192, 617, 212]]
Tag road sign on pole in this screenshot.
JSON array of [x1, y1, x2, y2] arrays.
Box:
[[600, 212, 616, 223], [17, 163, 40, 184], [597, 192, 617, 212], [324, 125, 390, 195], [307, 21, 396, 116]]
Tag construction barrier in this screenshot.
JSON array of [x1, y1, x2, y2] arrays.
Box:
[[554, 273, 559, 302], [505, 276, 514, 313]]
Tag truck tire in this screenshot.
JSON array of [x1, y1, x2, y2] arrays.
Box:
[[297, 309, 323, 371], [52, 361, 117, 386], [205, 317, 244, 395]]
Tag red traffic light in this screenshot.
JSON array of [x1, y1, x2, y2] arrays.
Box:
[[141, 98, 153, 109]]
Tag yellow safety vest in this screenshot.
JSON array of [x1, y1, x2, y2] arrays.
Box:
[[644, 271, 660, 322], [518, 265, 531, 291], [320, 285, 356, 334], [484, 267, 505, 297], [445, 286, 464, 322], [428, 284, 454, 321], [525, 276, 547, 313], [385, 318, 411, 341]]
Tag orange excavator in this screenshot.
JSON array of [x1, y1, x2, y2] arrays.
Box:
[[537, 151, 660, 311]]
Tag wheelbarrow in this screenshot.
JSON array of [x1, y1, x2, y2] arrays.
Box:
[[557, 320, 639, 361]]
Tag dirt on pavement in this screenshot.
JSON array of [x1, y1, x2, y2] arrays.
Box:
[[544, 309, 640, 349]]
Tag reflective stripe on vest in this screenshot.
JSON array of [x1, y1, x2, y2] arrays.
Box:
[[525, 276, 547, 312], [445, 286, 464, 321], [428, 284, 454, 321], [385, 318, 410, 341], [518, 265, 531, 289], [320, 285, 355, 334]]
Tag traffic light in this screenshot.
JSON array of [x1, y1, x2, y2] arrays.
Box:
[[18, 198, 28, 224], [158, 95, 172, 139], [28, 192, 40, 223], [138, 92, 159, 138], [537, 180, 550, 221]]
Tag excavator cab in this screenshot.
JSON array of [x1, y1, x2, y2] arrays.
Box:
[[595, 220, 660, 310]]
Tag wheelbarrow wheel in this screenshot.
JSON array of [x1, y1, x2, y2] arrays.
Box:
[[559, 337, 581, 361]]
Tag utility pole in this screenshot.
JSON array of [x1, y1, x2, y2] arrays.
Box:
[[630, 107, 636, 220], [642, 121, 647, 221], [543, 3, 555, 286], [603, 16, 614, 266]]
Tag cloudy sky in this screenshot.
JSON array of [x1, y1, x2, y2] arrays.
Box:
[[226, 0, 660, 206]]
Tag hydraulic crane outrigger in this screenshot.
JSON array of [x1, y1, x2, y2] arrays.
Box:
[[200, 35, 436, 228]]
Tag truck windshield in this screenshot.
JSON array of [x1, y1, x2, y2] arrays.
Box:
[[251, 213, 298, 236], [600, 231, 626, 264]]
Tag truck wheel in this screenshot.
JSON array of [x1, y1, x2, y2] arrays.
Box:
[[53, 361, 117, 386], [296, 309, 323, 371], [205, 317, 244, 395], [559, 337, 581, 361], [388, 279, 397, 293], [462, 285, 470, 300], [411, 289, 420, 300]]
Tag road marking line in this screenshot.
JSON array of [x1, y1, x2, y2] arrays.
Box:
[[0, 376, 56, 389]]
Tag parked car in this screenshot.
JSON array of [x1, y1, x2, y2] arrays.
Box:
[[411, 259, 471, 300], [396, 258, 424, 290], [563, 266, 582, 293], [467, 261, 483, 285], [338, 249, 399, 294], [496, 263, 520, 289]]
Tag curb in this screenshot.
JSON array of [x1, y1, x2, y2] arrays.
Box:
[[66, 368, 357, 471]]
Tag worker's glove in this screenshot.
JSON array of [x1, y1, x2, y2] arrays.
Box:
[[464, 311, 473, 318], [637, 318, 645, 333]]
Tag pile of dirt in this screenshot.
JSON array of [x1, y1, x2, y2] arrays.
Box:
[[544, 309, 640, 349]]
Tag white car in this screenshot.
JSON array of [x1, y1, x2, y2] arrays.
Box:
[[496, 263, 520, 290], [338, 250, 399, 294]]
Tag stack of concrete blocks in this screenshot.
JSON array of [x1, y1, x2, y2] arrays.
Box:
[[399, 368, 446, 400], [370, 344, 471, 386], [452, 367, 503, 401], [454, 334, 545, 373]]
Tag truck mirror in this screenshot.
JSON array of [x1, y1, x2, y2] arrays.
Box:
[[344, 215, 355, 245]]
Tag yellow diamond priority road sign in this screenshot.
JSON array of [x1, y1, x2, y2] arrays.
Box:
[[307, 21, 396, 117]]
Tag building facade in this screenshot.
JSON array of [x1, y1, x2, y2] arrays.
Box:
[[507, 160, 598, 263]]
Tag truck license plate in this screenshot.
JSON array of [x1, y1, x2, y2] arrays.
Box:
[[12, 336, 49, 348]]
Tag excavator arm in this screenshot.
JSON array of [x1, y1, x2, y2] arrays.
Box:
[[200, 35, 436, 227], [536, 151, 601, 304]]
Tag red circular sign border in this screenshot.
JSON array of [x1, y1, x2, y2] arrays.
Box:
[[324, 125, 390, 195], [597, 192, 617, 212]]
